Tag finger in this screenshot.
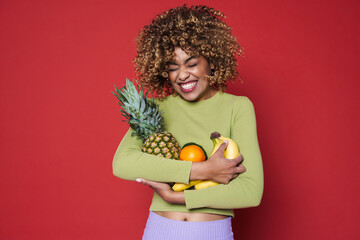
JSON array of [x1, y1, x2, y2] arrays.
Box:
[[136, 178, 154, 187], [136, 178, 146, 184], [233, 154, 244, 164], [216, 141, 229, 154], [233, 173, 240, 179], [137, 178, 168, 189], [234, 165, 246, 174]]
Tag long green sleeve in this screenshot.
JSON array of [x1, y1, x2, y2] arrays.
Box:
[[184, 97, 264, 209], [113, 129, 192, 184]]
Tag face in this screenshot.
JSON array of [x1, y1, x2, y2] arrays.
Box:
[[167, 47, 217, 102]]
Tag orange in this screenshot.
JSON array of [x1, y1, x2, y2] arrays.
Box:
[[180, 144, 206, 162]]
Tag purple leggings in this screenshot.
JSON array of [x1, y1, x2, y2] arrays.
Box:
[[142, 211, 234, 240]]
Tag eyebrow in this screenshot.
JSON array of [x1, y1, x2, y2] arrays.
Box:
[[168, 56, 196, 65]]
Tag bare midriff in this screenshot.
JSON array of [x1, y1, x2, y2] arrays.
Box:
[[153, 211, 228, 222]]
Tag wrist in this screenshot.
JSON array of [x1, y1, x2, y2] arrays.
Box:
[[165, 191, 185, 205], [190, 162, 208, 181]]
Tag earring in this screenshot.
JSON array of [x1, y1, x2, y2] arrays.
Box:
[[211, 69, 215, 76]]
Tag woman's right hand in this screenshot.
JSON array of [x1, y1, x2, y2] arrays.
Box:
[[190, 142, 246, 184]]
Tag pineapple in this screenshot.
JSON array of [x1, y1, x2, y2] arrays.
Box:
[[113, 79, 181, 160]]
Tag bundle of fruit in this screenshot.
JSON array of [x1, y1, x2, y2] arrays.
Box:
[[172, 132, 240, 191], [113, 79, 240, 190]]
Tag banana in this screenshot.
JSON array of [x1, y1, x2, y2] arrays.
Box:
[[193, 180, 219, 189], [194, 132, 239, 190], [172, 180, 202, 192]]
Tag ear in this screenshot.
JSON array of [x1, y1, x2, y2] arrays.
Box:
[[210, 62, 215, 70]]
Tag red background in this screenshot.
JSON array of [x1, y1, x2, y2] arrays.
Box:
[[1, 0, 359, 239]]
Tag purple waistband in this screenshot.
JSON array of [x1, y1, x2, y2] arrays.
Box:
[[142, 211, 234, 240]]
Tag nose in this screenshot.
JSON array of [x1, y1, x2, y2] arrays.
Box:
[[178, 69, 190, 81]]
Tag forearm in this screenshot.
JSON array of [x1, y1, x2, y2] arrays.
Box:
[[184, 163, 263, 209], [113, 129, 192, 183], [165, 191, 186, 205], [156, 156, 262, 209], [184, 145, 263, 209]]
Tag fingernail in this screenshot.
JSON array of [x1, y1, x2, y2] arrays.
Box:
[[136, 178, 142, 183], [225, 140, 228, 144]]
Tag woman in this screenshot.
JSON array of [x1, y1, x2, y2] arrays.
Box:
[[113, 5, 263, 240]]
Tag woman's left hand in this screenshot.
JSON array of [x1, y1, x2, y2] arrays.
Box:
[[136, 178, 185, 205]]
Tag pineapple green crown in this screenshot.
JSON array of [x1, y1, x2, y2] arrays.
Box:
[[112, 79, 165, 142]]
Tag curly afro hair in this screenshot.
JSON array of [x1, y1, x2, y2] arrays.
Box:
[[134, 5, 243, 97]]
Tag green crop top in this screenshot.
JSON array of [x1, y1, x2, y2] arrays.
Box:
[[113, 92, 264, 217]]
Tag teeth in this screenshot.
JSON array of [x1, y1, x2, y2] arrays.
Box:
[[181, 82, 196, 90]]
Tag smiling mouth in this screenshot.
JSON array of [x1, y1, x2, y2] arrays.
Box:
[[179, 81, 197, 92]]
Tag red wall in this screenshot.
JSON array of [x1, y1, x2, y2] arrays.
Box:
[[1, 0, 359, 239]]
